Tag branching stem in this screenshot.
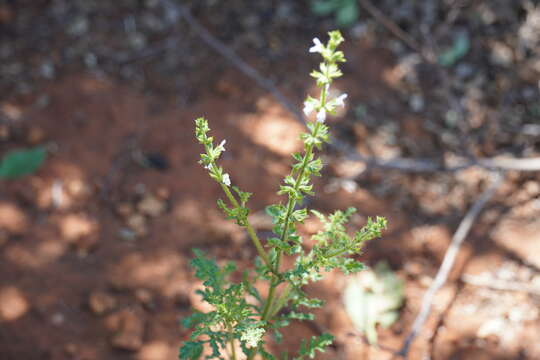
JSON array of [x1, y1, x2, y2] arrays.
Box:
[[220, 183, 272, 270]]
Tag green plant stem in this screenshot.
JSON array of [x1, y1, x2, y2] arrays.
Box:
[[269, 283, 292, 318], [261, 279, 278, 321], [247, 76, 328, 360], [220, 183, 272, 270], [247, 123, 324, 360], [202, 140, 273, 271], [228, 325, 237, 360]]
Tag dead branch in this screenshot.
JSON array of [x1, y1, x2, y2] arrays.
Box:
[[175, 4, 303, 121], [358, 0, 434, 62], [397, 172, 504, 357], [461, 273, 540, 297]]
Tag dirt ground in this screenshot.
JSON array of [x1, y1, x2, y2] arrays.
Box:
[[1, 1, 539, 360]]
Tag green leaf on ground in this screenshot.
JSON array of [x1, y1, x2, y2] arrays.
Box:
[[0, 146, 47, 179]]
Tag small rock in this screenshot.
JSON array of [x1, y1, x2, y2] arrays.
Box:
[[419, 275, 433, 287], [110, 309, 145, 351], [156, 187, 170, 199], [67, 17, 89, 37], [0, 4, 14, 24], [0, 286, 29, 321], [126, 214, 148, 236], [137, 341, 174, 360], [0, 124, 10, 140], [119, 228, 137, 241], [477, 317, 505, 338], [490, 41, 513, 67], [0, 103, 22, 120], [39, 61, 55, 79], [404, 261, 423, 277], [524, 181, 540, 196], [116, 202, 135, 217], [0, 202, 28, 235], [138, 195, 166, 217], [27, 126, 45, 144], [51, 312, 65, 325], [58, 213, 96, 243], [0, 231, 7, 246], [64, 343, 78, 356], [89, 291, 117, 315], [409, 94, 424, 112], [455, 63, 474, 79], [135, 289, 155, 310]]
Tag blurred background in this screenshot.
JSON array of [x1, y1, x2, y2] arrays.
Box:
[[0, 1, 539, 359]]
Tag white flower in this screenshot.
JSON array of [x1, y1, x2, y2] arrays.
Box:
[[241, 327, 265, 348], [222, 173, 231, 186], [204, 163, 213, 170], [335, 93, 348, 107], [218, 139, 226, 150], [309, 38, 324, 53], [303, 101, 315, 116], [316, 108, 326, 123]]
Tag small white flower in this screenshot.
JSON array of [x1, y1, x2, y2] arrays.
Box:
[[335, 93, 348, 107], [222, 173, 231, 186], [241, 327, 265, 348], [204, 163, 213, 170], [303, 101, 315, 116], [309, 38, 324, 53], [218, 139, 226, 150], [316, 108, 327, 123]]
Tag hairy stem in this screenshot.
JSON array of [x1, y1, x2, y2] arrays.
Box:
[[220, 183, 272, 270], [228, 324, 237, 360]]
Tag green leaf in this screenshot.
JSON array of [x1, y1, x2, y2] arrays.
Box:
[[335, 0, 359, 27], [182, 312, 206, 329], [286, 311, 314, 321], [191, 249, 222, 291], [438, 33, 470, 67], [0, 147, 47, 179], [343, 261, 404, 344], [311, 0, 340, 15], [179, 341, 203, 360], [296, 333, 334, 359]]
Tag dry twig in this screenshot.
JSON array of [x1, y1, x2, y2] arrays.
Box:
[[397, 172, 504, 357], [461, 273, 540, 297], [358, 0, 434, 61]]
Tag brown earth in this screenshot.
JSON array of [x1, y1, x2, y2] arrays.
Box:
[[1, 2, 540, 360]]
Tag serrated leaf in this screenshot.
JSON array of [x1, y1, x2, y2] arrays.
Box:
[[296, 333, 334, 359], [286, 311, 314, 321], [182, 312, 206, 329], [179, 341, 203, 360], [0, 147, 46, 179]]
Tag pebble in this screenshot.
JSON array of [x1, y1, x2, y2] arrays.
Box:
[[409, 94, 425, 112], [89, 291, 117, 315], [0, 286, 29, 321], [27, 126, 45, 144], [126, 214, 148, 236], [116, 202, 134, 217], [109, 309, 145, 351], [138, 195, 166, 217]]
